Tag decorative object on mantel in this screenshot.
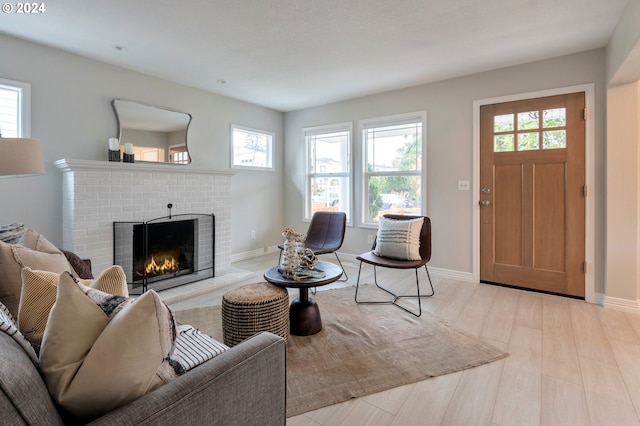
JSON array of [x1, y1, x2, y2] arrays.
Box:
[[108, 137, 120, 162], [0, 137, 45, 178], [278, 227, 322, 280], [123, 142, 134, 163]]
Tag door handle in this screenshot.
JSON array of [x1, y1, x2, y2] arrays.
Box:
[[480, 200, 491, 207]]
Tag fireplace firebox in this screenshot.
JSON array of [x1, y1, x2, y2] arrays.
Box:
[[113, 214, 214, 294]]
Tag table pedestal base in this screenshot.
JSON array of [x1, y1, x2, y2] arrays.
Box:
[[289, 288, 322, 335]]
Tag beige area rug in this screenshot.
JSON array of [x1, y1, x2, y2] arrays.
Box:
[[173, 285, 508, 417]]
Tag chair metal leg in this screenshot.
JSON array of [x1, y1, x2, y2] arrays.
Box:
[[354, 262, 434, 317], [334, 253, 349, 282]]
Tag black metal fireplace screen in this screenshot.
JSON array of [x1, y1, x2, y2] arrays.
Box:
[[113, 214, 214, 294]]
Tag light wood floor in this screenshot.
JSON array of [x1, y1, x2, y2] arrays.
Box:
[[169, 253, 640, 426]]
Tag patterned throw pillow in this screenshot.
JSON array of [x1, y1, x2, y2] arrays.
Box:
[[374, 217, 424, 261], [18, 265, 129, 349], [0, 223, 26, 245]]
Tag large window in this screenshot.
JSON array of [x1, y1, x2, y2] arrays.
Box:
[[0, 78, 30, 138], [361, 112, 425, 225], [304, 123, 352, 222], [231, 124, 274, 170]]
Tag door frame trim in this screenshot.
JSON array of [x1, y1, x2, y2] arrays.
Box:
[[472, 84, 596, 303]]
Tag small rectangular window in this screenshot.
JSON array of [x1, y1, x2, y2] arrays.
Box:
[[0, 78, 31, 138], [231, 125, 274, 170]]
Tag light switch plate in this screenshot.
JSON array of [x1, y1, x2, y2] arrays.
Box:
[[457, 180, 470, 191]]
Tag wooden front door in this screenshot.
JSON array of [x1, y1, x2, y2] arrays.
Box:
[[480, 93, 586, 298]]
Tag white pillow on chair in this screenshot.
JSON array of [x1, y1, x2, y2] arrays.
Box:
[[374, 217, 423, 261]]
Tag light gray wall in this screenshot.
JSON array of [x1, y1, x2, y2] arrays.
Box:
[[285, 50, 606, 290], [603, 0, 640, 305], [0, 34, 285, 255]]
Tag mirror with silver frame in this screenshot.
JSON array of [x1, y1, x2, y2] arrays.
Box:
[[112, 99, 192, 164]]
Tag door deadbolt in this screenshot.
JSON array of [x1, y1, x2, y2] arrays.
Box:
[[481, 188, 491, 194]]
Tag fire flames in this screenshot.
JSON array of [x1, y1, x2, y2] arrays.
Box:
[[144, 255, 179, 276]]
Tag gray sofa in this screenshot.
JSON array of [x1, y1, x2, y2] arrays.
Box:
[[0, 330, 286, 425]]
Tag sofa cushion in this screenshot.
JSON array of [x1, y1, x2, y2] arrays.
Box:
[[0, 332, 64, 425], [18, 266, 129, 348], [39, 272, 177, 420], [374, 216, 423, 260], [0, 235, 72, 318]]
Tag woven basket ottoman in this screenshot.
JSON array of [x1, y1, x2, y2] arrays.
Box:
[[221, 282, 290, 346]]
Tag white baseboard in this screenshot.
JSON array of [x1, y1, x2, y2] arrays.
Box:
[[230, 245, 280, 263], [426, 266, 475, 283], [604, 295, 640, 313], [230, 249, 475, 283]]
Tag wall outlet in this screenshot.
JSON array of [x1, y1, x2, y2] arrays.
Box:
[[251, 230, 256, 239], [457, 180, 470, 191], [367, 235, 374, 244]]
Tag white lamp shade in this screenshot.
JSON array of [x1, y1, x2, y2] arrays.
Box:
[[0, 138, 45, 177]]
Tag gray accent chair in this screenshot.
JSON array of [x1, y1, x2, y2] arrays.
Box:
[[0, 331, 286, 425]]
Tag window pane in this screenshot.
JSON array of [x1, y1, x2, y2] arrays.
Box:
[[366, 123, 421, 172], [518, 132, 539, 151], [543, 108, 566, 128], [543, 130, 566, 149], [232, 127, 273, 168], [310, 176, 350, 215], [0, 86, 19, 137], [309, 131, 349, 174], [518, 111, 539, 130], [494, 134, 514, 152], [494, 114, 514, 132], [367, 176, 421, 222]]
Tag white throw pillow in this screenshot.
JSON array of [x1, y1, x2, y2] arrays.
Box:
[[374, 217, 424, 261]]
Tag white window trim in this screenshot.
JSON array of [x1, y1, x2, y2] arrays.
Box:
[[0, 77, 31, 138], [303, 122, 353, 224], [359, 111, 427, 228], [230, 124, 275, 171]]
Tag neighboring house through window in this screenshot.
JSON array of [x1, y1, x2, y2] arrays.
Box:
[[304, 123, 352, 222], [361, 111, 426, 225], [0, 78, 30, 138], [231, 124, 274, 170]]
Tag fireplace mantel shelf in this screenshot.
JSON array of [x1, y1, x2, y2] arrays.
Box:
[[54, 159, 236, 176]]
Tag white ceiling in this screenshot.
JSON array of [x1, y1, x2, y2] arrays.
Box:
[[0, 0, 629, 112]]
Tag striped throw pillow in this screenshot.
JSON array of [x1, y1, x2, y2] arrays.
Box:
[[170, 324, 229, 373], [374, 217, 424, 261], [0, 223, 26, 245], [0, 301, 38, 364]]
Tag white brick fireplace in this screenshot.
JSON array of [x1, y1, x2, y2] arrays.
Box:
[[54, 159, 234, 276]]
